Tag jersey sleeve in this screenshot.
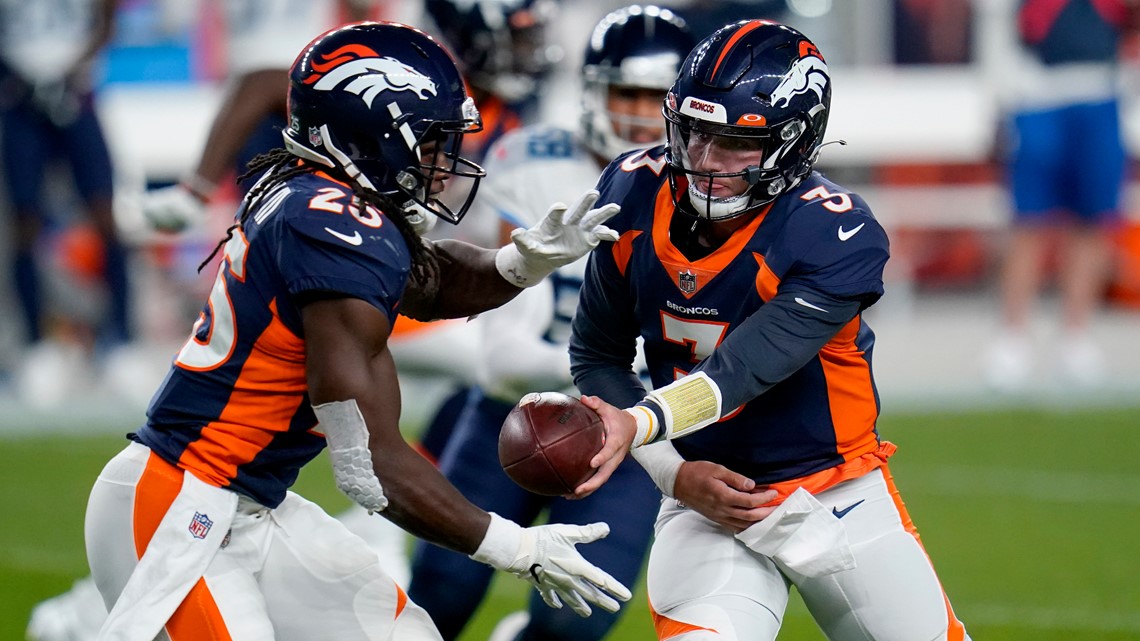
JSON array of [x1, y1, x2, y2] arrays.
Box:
[[276, 197, 411, 321], [779, 199, 889, 308], [569, 239, 647, 408]]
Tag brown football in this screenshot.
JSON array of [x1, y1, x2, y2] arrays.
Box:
[[498, 391, 605, 496]]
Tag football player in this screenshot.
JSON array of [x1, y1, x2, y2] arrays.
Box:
[[83, 22, 629, 641], [406, 9, 700, 641], [569, 20, 973, 640]]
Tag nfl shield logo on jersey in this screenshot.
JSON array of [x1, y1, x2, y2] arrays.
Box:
[[679, 270, 697, 294], [308, 126, 322, 147], [189, 512, 213, 539]]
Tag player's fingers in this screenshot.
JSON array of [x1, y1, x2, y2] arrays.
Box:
[[562, 190, 600, 225], [714, 467, 756, 493], [578, 203, 621, 231], [574, 454, 622, 497]]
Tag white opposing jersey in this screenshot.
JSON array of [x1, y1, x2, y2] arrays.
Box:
[[0, 0, 96, 82], [473, 125, 604, 400]]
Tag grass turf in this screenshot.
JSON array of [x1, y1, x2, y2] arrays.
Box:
[[2, 405, 1138, 640]]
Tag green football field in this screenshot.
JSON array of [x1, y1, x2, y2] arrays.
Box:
[[2, 405, 1138, 640]]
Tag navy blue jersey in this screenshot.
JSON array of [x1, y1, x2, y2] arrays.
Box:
[[135, 171, 412, 507], [571, 147, 890, 484]]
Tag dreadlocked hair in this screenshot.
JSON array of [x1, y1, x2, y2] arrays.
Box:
[[197, 149, 440, 292]]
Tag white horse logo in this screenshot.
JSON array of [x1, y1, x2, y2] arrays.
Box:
[[312, 56, 437, 108], [771, 57, 829, 108]]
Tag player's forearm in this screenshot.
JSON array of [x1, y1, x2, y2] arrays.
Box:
[[400, 239, 523, 321], [373, 442, 490, 555]]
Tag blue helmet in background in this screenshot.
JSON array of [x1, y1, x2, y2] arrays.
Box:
[[580, 5, 695, 159], [424, 0, 562, 104], [284, 22, 485, 224], [665, 20, 832, 220]]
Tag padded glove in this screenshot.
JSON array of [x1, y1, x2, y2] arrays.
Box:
[[495, 189, 620, 287], [471, 513, 631, 617]]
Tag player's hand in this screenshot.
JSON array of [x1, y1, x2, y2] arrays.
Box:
[[674, 461, 778, 533], [495, 189, 620, 287], [143, 183, 207, 232], [571, 395, 636, 498], [472, 514, 631, 617]]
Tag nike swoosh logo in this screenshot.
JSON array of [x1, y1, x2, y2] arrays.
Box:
[[832, 499, 865, 519], [794, 297, 828, 313], [837, 222, 865, 241], [324, 227, 363, 246]]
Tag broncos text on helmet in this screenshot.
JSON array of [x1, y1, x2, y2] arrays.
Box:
[[581, 5, 696, 160], [283, 21, 486, 225], [664, 20, 832, 221]]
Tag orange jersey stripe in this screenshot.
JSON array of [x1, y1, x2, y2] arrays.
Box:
[[394, 582, 408, 620], [653, 183, 771, 298], [179, 299, 307, 487], [612, 229, 644, 277], [819, 315, 880, 459], [763, 441, 895, 505], [753, 253, 780, 301]]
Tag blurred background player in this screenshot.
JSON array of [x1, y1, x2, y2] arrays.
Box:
[[0, 0, 130, 404], [984, 0, 1135, 391], [142, 0, 390, 232], [570, 19, 972, 640], [405, 0, 564, 478], [405, 6, 695, 641]]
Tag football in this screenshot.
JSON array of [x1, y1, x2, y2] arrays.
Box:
[[498, 391, 605, 496]]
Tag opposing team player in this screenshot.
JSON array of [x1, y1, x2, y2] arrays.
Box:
[[406, 9, 698, 640], [83, 22, 630, 641], [569, 20, 973, 640]]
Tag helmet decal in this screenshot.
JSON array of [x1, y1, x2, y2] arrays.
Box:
[[771, 52, 829, 109], [305, 47, 438, 107]]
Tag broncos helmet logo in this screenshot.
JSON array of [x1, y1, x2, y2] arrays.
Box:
[[304, 45, 437, 108], [770, 54, 829, 109]]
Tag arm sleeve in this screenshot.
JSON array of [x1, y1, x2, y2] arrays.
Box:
[[690, 288, 862, 412], [569, 246, 646, 408]]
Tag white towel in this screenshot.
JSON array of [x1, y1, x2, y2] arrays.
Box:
[[97, 472, 238, 641], [734, 487, 856, 578]]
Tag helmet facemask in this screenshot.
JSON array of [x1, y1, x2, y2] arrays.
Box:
[[665, 108, 820, 221]]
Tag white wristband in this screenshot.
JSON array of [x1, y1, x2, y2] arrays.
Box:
[[630, 440, 686, 498], [623, 406, 659, 449], [494, 243, 547, 288], [470, 512, 524, 570]]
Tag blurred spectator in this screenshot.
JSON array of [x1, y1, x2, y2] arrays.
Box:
[[142, 0, 384, 232], [984, 0, 1134, 390], [0, 0, 130, 404], [894, 0, 974, 64]]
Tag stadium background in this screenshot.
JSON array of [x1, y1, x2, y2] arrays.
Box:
[[0, 1, 1138, 639]]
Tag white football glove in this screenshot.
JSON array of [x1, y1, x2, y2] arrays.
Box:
[[143, 183, 207, 233], [471, 513, 632, 617], [495, 189, 620, 288]]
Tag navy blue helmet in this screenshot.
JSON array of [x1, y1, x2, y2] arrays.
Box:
[[284, 22, 485, 224], [580, 5, 696, 159], [424, 0, 561, 103], [664, 20, 832, 220]]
